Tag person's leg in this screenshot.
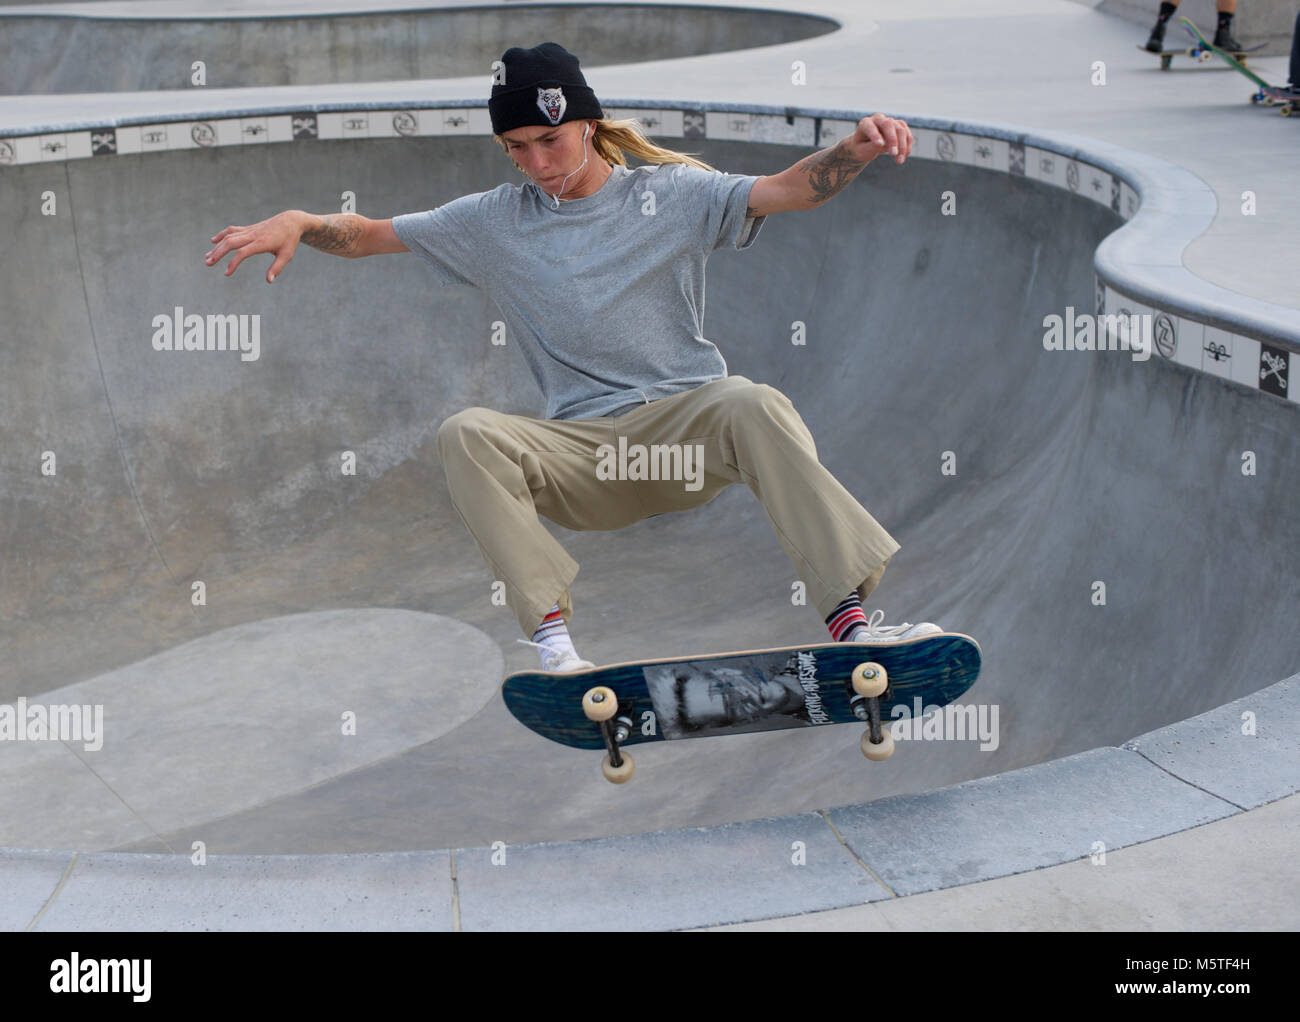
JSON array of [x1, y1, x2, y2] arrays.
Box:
[[613, 376, 905, 634], [436, 405, 645, 653], [1214, 0, 1241, 50], [1291, 9, 1300, 88], [1146, 1, 1181, 52]]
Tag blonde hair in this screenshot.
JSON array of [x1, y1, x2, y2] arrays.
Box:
[[496, 115, 717, 173]]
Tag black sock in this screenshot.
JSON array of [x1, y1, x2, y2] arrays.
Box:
[[1218, 11, 1234, 31], [1157, 2, 1178, 27]]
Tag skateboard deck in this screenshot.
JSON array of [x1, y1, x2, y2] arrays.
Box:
[[1141, 20, 1264, 71], [1177, 16, 1294, 113], [503, 633, 982, 781]]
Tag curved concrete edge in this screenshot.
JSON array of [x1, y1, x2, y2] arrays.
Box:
[[3, 673, 1294, 931], [2, 94, 1296, 928], [0, 0, 841, 24]]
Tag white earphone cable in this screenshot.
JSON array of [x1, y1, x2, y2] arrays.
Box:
[[545, 122, 590, 209]]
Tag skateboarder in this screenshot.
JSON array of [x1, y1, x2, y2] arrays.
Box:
[[205, 41, 938, 673], [1146, 0, 1245, 53]]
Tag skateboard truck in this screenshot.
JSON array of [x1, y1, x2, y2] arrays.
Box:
[[850, 662, 895, 761], [582, 686, 636, 783]]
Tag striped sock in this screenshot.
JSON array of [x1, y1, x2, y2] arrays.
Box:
[[532, 604, 575, 653], [826, 594, 869, 642]]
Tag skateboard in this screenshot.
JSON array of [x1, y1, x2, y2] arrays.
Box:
[[1141, 19, 1264, 71], [1178, 17, 1295, 115], [503, 633, 982, 783]]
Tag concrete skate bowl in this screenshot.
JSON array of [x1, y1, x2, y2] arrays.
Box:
[[0, 3, 838, 94], [2, 102, 1298, 858]]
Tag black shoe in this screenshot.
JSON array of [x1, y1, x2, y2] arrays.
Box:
[[1213, 29, 1243, 52], [1145, 24, 1167, 53]]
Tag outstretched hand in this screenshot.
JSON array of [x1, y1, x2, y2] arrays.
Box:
[[205, 210, 304, 284], [845, 113, 914, 165]]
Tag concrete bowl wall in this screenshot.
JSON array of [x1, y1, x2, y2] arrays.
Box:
[[0, 3, 838, 94], [1, 100, 1296, 858]]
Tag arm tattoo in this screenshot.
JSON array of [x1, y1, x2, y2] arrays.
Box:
[[301, 214, 364, 255], [794, 140, 868, 205]]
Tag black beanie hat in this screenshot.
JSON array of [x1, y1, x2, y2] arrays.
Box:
[[489, 42, 604, 135]]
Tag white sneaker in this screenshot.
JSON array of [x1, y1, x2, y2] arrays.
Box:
[[517, 639, 596, 673], [847, 608, 942, 644]]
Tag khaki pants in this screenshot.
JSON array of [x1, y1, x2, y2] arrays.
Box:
[[436, 375, 900, 637]]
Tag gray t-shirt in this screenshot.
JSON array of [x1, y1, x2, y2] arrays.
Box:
[[392, 162, 766, 420]]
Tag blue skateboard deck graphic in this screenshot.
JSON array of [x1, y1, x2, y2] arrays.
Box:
[[503, 633, 982, 750]]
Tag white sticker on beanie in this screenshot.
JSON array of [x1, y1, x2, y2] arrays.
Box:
[[536, 86, 567, 125]]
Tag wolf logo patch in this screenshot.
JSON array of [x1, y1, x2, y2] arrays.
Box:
[[537, 86, 567, 125]]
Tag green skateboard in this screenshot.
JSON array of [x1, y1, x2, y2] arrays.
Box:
[[1178, 17, 1296, 115], [503, 633, 982, 783]]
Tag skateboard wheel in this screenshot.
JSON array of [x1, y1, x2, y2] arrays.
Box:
[[1280, 104, 1293, 117], [1197, 50, 1211, 63], [582, 686, 619, 723], [861, 729, 895, 761], [851, 661, 888, 698], [601, 751, 635, 784]]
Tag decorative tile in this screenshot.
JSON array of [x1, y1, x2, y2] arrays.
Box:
[[605, 107, 684, 138], [438, 108, 474, 134], [1256, 344, 1290, 399], [1119, 180, 1139, 220], [137, 123, 174, 152], [90, 128, 118, 157], [465, 107, 494, 135], [362, 110, 422, 138], [1026, 146, 1067, 188], [112, 125, 142, 155], [1008, 140, 1027, 176], [747, 113, 816, 147], [340, 112, 371, 139], [36, 132, 73, 162], [1079, 164, 1113, 208], [185, 120, 221, 148], [936, 130, 975, 165], [816, 117, 858, 148], [970, 136, 1008, 173], [1063, 159, 1084, 196], [1229, 335, 1262, 390], [1100, 287, 1143, 354], [291, 113, 318, 141], [1151, 310, 1178, 360], [705, 109, 753, 141], [1135, 300, 1204, 371], [1200, 326, 1234, 379], [912, 128, 973, 165], [909, 127, 939, 160], [1171, 316, 1205, 370]]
